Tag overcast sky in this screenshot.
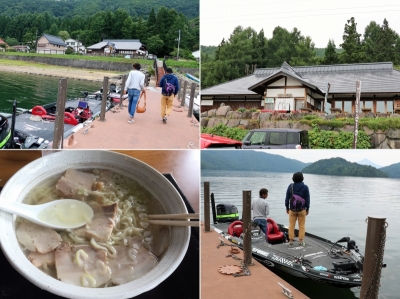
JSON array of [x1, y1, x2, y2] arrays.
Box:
[[201, 0, 400, 48], [259, 149, 399, 167]]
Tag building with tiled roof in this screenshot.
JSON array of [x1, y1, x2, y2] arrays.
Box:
[[36, 34, 67, 54], [87, 39, 147, 56], [201, 61, 400, 114], [0, 38, 9, 51]]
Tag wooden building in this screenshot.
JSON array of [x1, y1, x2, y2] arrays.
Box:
[[36, 34, 67, 54], [201, 61, 400, 114], [86, 39, 147, 56]]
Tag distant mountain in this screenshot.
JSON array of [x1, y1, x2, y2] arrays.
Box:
[[302, 157, 388, 178], [201, 151, 309, 172], [357, 158, 382, 169], [379, 162, 400, 178]]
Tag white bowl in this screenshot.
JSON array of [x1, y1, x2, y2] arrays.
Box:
[[0, 150, 190, 299]]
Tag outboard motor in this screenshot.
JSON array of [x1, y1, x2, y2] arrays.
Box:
[[216, 203, 239, 223], [109, 83, 117, 93], [0, 114, 11, 149]]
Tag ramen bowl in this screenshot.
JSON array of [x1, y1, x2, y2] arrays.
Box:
[[0, 150, 190, 299]]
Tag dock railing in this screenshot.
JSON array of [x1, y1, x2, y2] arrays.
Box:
[[52, 78, 68, 149]]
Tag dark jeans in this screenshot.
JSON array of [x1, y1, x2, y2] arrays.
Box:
[[128, 89, 141, 118], [253, 218, 268, 239]]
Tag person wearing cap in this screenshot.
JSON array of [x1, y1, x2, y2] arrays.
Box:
[[158, 67, 180, 124], [124, 62, 146, 124], [252, 188, 269, 240], [285, 172, 310, 247]]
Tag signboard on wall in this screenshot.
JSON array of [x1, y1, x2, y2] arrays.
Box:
[[275, 98, 294, 111], [265, 98, 274, 104]]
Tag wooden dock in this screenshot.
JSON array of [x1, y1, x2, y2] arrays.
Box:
[[201, 223, 309, 299]]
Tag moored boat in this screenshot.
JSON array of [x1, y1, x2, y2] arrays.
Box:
[[212, 203, 364, 288]]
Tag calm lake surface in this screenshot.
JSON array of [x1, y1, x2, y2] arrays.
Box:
[[0, 71, 102, 114], [201, 169, 400, 299]]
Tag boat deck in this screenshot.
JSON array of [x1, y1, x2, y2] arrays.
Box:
[[12, 96, 105, 141]]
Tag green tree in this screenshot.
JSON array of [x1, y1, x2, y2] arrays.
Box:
[[375, 18, 397, 63], [291, 36, 317, 66], [47, 23, 59, 36], [363, 21, 380, 62], [5, 37, 19, 46], [322, 39, 339, 64], [339, 17, 366, 63], [146, 35, 164, 54], [58, 30, 70, 40], [121, 17, 134, 39]]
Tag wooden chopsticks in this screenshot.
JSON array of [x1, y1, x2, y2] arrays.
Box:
[[148, 213, 199, 227]]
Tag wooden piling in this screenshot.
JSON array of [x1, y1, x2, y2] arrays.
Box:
[[360, 216, 387, 299], [99, 76, 109, 121], [119, 75, 127, 109], [204, 182, 211, 232], [180, 81, 188, 107], [187, 83, 196, 117], [52, 78, 67, 149], [242, 190, 252, 266]]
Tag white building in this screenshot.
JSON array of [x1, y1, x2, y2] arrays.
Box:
[[65, 39, 86, 53]]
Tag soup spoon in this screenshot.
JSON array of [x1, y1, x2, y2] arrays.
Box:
[[0, 199, 94, 230]]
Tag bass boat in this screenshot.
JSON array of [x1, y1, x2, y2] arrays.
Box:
[[213, 203, 364, 288]]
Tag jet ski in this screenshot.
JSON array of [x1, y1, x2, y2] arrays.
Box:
[[212, 203, 364, 288]]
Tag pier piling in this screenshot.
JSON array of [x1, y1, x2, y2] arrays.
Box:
[[360, 216, 388, 299], [187, 83, 196, 118], [203, 182, 211, 232], [52, 78, 67, 149], [242, 190, 252, 266], [181, 81, 188, 107], [119, 75, 127, 109], [99, 77, 109, 121]]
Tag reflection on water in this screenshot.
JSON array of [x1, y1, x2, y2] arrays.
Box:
[[201, 170, 400, 299], [0, 71, 102, 113]]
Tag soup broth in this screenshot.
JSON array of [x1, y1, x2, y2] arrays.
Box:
[[15, 168, 169, 288]]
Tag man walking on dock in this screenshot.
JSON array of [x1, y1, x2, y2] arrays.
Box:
[[124, 63, 145, 124], [159, 67, 180, 124]]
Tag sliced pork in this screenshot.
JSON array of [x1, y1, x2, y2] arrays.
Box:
[[108, 242, 158, 285], [28, 251, 55, 268], [16, 221, 62, 253], [56, 169, 97, 197], [73, 203, 117, 242], [55, 243, 111, 287]]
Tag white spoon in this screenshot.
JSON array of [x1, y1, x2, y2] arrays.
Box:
[[0, 199, 94, 230]]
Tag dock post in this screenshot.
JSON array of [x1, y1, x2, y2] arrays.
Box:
[[242, 190, 252, 266], [203, 182, 211, 232], [52, 78, 68, 149], [211, 193, 217, 224], [99, 76, 109, 121], [360, 216, 388, 299], [180, 81, 188, 107], [119, 75, 127, 109], [187, 83, 196, 118], [178, 79, 182, 101]]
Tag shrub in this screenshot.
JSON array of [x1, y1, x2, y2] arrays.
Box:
[[201, 124, 248, 141]]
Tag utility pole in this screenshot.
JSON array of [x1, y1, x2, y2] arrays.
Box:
[[176, 30, 181, 60]]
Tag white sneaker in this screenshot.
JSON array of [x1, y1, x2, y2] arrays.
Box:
[[128, 118, 134, 124]]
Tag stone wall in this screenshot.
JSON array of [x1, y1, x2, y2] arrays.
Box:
[[201, 105, 400, 149]]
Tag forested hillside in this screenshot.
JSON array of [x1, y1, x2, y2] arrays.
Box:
[[0, 0, 199, 57], [202, 17, 400, 88], [201, 150, 309, 172], [379, 162, 400, 178], [0, 0, 198, 19], [302, 157, 389, 178]]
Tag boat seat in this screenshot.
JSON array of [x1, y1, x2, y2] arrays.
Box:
[[267, 218, 285, 244], [228, 220, 243, 237], [78, 101, 89, 109]]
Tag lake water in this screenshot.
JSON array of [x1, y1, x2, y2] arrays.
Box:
[[0, 71, 102, 114], [201, 169, 400, 299]]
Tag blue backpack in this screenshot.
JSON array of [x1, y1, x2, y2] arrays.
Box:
[[290, 184, 305, 211], [164, 79, 175, 96]]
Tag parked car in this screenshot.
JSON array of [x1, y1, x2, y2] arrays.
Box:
[[147, 54, 157, 60], [241, 128, 309, 149], [201, 133, 242, 149]]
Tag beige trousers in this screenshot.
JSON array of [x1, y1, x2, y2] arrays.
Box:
[[288, 210, 307, 240], [161, 95, 174, 118]]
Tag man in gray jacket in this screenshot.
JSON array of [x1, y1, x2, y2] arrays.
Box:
[[252, 188, 270, 239]]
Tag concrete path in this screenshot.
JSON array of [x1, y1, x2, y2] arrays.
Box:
[[63, 84, 199, 149], [201, 223, 310, 299]]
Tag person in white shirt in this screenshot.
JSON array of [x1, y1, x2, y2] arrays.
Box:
[[124, 63, 145, 124], [252, 188, 270, 240]]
